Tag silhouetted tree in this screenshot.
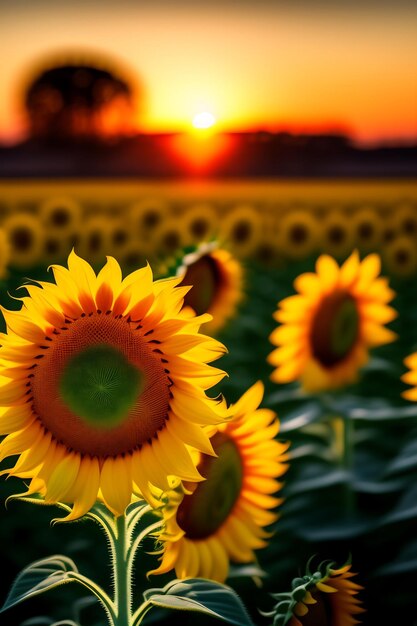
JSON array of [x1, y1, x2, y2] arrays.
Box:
[[25, 63, 135, 142]]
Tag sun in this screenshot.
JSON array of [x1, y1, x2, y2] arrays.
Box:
[[192, 111, 216, 130]]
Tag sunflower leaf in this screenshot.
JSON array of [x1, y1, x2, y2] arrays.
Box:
[[1, 555, 79, 613], [143, 578, 255, 626]]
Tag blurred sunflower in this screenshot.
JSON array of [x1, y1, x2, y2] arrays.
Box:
[[252, 236, 282, 268], [182, 204, 218, 243], [278, 210, 319, 260], [177, 242, 244, 334], [129, 198, 168, 237], [77, 216, 112, 266], [3, 213, 44, 268], [383, 236, 417, 278], [42, 233, 71, 265], [107, 217, 133, 259], [321, 211, 355, 259], [268, 251, 397, 392], [154, 219, 186, 258], [266, 561, 364, 626], [119, 243, 148, 273], [151, 382, 288, 582], [221, 205, 263, 257], [39, 197, 82, 236], [0, 228, 11, 279], [0, 252, 228, 520], [389, 204, 417, 238], [352, 208, 383, 251]]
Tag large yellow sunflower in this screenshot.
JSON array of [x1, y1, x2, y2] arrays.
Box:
[[268, 251, 397, 392], [177, 242, 244, 334], [151, 382, 288, 582], [267, 561, 364, 626], [0, 252, 228, 521]]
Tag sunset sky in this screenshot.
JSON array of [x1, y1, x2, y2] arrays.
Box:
[[0, 0, 416, 145]]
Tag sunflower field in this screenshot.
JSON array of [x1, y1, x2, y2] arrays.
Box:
[[0, 181, 417, 626]]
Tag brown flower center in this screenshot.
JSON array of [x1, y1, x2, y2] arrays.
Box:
[[30, 313, 171, 456], [310, 291, 359, 368], [177, 432, 243, 539], [182, 255, 221, 316]]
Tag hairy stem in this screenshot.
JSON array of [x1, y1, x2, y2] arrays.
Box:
[[114, 514, 132, 626]]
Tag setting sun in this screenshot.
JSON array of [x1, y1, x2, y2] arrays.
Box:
[[192, 111, 216, 130]]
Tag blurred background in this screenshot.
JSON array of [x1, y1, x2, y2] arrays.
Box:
[[0, 2, 417, 626]]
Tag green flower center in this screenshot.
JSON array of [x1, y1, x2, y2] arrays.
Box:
[[177, 432, 243, 539], [182, 255, 221, 316], [60, 344, 142, 428], [31, 314, 171, 456], [310, 291, 359, 367]]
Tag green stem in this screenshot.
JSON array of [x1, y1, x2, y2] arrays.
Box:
[[342, 415, 355, 515], [114, 514, 132, 626]]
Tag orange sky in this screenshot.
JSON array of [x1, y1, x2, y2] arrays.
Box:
[[0, 2, 416, 145]]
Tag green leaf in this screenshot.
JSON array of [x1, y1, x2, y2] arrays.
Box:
[[1, 555, 79, 613], [144, 579, 255, 626]]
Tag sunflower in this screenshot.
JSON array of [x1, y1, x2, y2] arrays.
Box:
[[42, 233, 71, 265], [151, 381, 288, 583], [278, 210, 319, 260], [153, 219, 186, 258], [266, 561, 364, 626], [268, 251, 397, 392], [221, 205, 263, 257], [129, 198, 169, 237], [3, 213, 44, 268], [390, 204, 417, 238], [77, 216, 112, 266], [321, 212, 355, 259], [352, 208, 383, 251], [182, 204, 219, 244], [0, 251, 228, 521], [107, 217, 133, 259], [252, 236, 282, 268], [383, 236, 417, 278], [39, 196, 82, 236], [0, 228, 11, 279], [175, 242, 244, 334]]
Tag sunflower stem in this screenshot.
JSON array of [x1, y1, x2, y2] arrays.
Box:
[[342, 415, 355, 515], [112, 513, 132, 626]]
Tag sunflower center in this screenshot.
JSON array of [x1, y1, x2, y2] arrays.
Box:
[[12, 227, 33, 252], [177, 432, 243, 539], [51, 208, 70, 227], [298, 590, 333, 626], [30, 314, 171, 456], [233, 221, 251, 243], [290, 224, 308, 245], [182, 255, 220, 316], [60, 344, 142, 428], [310, 291, 359, 367]]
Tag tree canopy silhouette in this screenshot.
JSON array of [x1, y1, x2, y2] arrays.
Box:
[[25, 63, 135, 142]]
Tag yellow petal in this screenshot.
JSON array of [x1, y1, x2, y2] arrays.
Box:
[[100, 455, 132, 516], [45, 452, 81, 503]]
